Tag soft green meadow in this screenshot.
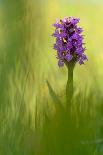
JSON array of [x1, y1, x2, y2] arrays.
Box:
[[0, 0, 103, 155]]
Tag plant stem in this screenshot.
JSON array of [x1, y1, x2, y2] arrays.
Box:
[[66, 61, 75, 110]]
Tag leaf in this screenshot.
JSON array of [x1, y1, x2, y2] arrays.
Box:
[[46, 80, 62, 105]]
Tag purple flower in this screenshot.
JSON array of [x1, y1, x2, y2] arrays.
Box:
[[52, 17, 87, 67], [65, 54, 73, 62], [58, 60, 64, 67]]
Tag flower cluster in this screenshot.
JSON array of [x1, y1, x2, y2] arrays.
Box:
[[52, 17, 87, 67]]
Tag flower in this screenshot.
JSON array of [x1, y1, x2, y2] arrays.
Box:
[[52, 17, 88, 67]]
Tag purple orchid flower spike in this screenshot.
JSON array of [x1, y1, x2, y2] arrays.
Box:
[[52, 17, 88, 110], [52, 17, 87, 67]]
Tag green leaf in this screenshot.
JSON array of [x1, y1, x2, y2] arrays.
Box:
[[46, 80, 62, 105]]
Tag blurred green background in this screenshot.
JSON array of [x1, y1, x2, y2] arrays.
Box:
[[0, 0, 103, 154]]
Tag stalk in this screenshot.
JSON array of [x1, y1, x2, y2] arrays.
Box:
[[66, 61, 75, 110]]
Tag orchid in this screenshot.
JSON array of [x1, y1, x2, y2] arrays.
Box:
[[52, 17, 87, 67]]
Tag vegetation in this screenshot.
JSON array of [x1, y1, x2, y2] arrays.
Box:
[[0, 0, 103, 154]]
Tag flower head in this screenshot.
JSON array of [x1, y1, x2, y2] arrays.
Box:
[[52, 17, 87, 67]]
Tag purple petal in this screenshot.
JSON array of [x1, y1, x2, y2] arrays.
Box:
[[79, 59, 84, 65], [65, 54, 73, 62], [58, 60, 64, 67]]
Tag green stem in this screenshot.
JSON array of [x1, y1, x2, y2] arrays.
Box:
[[66, 61, 75, 110]]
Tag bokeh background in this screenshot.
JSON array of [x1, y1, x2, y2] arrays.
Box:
[[0, 0, 103, 154]]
